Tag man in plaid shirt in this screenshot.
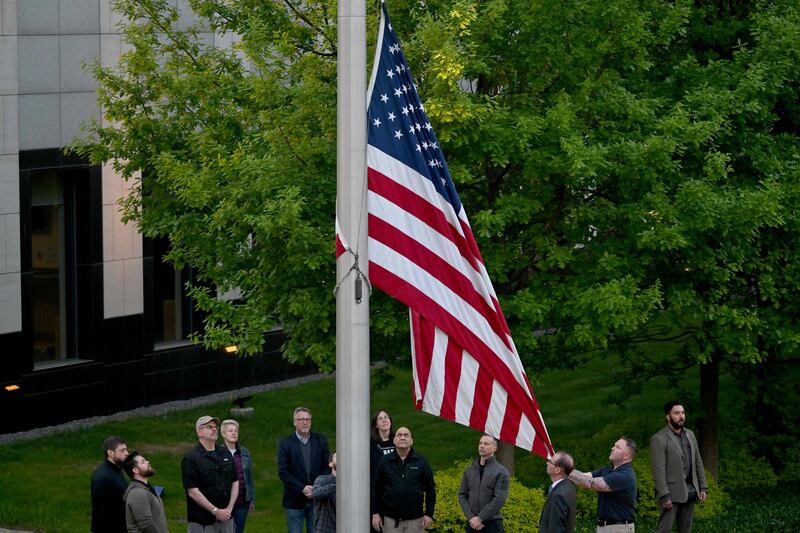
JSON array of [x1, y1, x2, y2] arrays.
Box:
[[311, 453, 337, 533]]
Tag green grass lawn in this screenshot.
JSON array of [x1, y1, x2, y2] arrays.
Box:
[[0, 358, 796, 532]]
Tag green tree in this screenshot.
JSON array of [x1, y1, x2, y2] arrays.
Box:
[[74, 0, 800, 476]]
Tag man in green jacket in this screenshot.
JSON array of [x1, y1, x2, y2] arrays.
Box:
[[650, 401, 708, 533], [123, 452, 169, 533]]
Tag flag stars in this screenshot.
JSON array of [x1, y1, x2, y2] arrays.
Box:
[[401, 106, 410, 116], [416, 144, 422, 152], [414, 123, 421, 132], [387, 112, 396, 121], [394, 130, 404, 139], [409, 125, 416, 134], [387, 69, 395, 80], [394, 88, 403, 97], [380, 93, 389, 103], [402, 84, 410, 94], [424, 122, 432, 131], [421, 141, 429, 150], [373, 117, 381, 128]]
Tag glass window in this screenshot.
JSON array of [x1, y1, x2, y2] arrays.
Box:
[[31, 170, 77, 363], [152, 237, 196, 347]]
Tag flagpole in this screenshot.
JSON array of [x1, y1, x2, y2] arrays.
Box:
[[336, 0, 369, 530]]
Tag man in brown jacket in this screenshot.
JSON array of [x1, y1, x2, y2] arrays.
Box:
[[650, 400, 708, 533]]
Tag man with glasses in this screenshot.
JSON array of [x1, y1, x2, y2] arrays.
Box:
[[278, 407, 331, 533], [539, 452, 577, 533], [182, 416, 239, 533]]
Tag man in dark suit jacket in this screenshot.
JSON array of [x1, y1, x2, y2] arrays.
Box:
[[539, 451, 577, 533], [278, 407, 331, 533], [651, 400, 708, 533]]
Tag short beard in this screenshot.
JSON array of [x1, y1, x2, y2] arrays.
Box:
[[669, 419, 685, 430]]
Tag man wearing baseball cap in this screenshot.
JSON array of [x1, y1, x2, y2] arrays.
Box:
[[182, 415, 239, 532]]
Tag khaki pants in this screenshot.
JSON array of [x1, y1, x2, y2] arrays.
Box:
[[383, 516, 425, 533], [188, 521, 235, 533], [597, 524, 634, 533]]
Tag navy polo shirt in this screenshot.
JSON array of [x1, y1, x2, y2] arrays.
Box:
[[591, 462, 637, 522]]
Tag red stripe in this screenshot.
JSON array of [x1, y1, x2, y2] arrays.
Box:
[[499, 401, 522, 445], [411, 310, 434, 405], [438, 337, 462, 421], [335, 235, 345, 258], [468, 364, 493, 432], [369, 168, 481, 271], [372, 261, 540, 426], [369, 216, 511, 346]]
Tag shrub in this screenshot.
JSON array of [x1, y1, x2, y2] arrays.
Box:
[[719, 447, 778, 491], [432, 460, 545, 532]]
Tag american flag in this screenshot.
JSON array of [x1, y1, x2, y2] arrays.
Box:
[[340, 2, 553, 458]]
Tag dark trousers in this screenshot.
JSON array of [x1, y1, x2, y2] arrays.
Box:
[[232, 501, 251, 533], [467, 518, 504, 533], [656, 499, 696, 533]]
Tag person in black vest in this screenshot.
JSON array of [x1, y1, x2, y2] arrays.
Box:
[[182, 415, 238, 533], [277, 407, 331, 533], [569, 437, 638, 533], [371, 426, 436, 533], [91, 435, 129, 533], [539, 451, 577, 533], [458, 435, 510, 533]]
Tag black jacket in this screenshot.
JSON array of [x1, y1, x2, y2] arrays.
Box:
[[91, 460, 128, 533], [277, 432, 331, 509], [371, 448, 436, 520], [539, 479, 577, 533]]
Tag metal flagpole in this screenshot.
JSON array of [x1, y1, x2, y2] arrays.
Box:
[[336, 0, 369, 530]]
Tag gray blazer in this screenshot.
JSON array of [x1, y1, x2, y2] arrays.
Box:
[[457, 456, 510, 523], [539, 479, 576, 533], [650, 425, 708, 503]]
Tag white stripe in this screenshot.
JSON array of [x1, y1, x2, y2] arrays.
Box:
[[421, 327, 449, 416], [515, 413, 535, 451], [455, 348, 479, 426], [369, 191, 495, 310], [366, 9, 386, 105], [370, 237, 532, 396], [484, 381, 508, 438], [409, 309, 423, 403]]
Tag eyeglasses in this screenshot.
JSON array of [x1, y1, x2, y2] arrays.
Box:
[[295, 417, 312, 422]]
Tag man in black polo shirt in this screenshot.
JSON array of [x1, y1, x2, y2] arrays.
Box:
[[182, 415, 239, 533], [568, 437, 637, 532]]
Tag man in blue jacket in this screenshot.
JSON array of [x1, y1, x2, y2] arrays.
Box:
[[371, 426, 436, 533], [278, 407, 331, 533]]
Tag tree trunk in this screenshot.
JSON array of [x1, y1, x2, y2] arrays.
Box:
[[496, 440, 516, 477], [699, 352, 719, 480]]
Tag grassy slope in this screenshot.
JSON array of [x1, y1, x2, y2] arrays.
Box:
[[0, 357, 794, 532]]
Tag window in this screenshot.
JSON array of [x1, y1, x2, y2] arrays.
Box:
[[152, 237, 197, 346], [31, 170, 78, 363]]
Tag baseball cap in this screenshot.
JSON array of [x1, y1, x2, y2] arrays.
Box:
[[196, 415, 221, 429]]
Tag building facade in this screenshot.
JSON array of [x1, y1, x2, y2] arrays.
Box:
[[0, 0, 308, 435]]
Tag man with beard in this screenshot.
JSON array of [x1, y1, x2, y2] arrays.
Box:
[[651, 401, 708, 533], [122, 452, 169, 533], [91, 436, 130, 533]]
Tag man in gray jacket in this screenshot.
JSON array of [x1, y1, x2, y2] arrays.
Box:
[[122, 451, 169, 533], [650, 400, 708, 533], [458, 435, 510, 533]]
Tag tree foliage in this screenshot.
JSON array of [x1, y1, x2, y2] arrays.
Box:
[[74, 0, 800, 455]]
